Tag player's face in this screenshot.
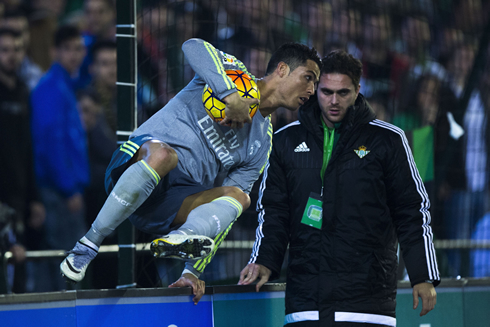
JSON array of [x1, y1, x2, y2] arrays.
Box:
[[282, 59, 320, 110], [317, 73, 360, 128]]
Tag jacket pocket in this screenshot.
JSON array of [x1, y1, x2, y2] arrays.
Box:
[[372, 249, 398, 295]]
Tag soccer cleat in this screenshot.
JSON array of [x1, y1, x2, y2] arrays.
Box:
[[60, 241, 98, 283], [150, 234, 215, 260]]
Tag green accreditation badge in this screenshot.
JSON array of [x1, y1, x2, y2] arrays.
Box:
[[301, 192, 323, 229]]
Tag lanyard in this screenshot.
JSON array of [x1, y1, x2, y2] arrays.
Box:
[[320, 119, 335, 195]]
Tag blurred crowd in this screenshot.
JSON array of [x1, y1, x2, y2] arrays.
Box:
[[0, 0, 490, 294]]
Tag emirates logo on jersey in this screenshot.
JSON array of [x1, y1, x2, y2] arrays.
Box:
[[198, 115, 238, 169]]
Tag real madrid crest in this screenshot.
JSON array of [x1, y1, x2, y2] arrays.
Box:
[[354, 145, 370, 159]]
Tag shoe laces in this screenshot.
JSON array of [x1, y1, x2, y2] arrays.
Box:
[[67, 242, 97, 269]]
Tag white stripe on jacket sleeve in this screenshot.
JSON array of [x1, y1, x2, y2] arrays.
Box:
[[369, 119, 439, 281]]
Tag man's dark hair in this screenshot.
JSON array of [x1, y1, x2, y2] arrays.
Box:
[[265, 43, 321, 76], [0, 28, 21, 39], [54, 25, 81, 48], [321, 50, 363, 88], [92, 40, 117, 61]]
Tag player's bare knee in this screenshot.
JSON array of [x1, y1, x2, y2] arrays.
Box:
[[142, 141, 178, 175], [241, 192, 251, 210], [151, 146, 178, 172], [223, 186, 251, 210]]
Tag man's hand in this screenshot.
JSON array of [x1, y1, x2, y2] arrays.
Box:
[[9, 244, 26, 263], [169, 273, 206, 305], [238, 263, 271, 292], [221, 92, 259, 129], [413, 282, 437, 316], [28, 201, 46, 229]]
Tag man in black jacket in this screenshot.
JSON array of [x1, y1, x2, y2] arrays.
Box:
[[239, 50, 439, 326]]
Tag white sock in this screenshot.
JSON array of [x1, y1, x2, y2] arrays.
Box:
[[171, 196, 243, 238], [85, 160, 161, 246]]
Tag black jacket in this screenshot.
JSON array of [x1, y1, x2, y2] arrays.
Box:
[[250, 94, 440, 326]]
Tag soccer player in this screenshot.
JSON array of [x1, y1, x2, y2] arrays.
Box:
[[61, 38, 321, 303]]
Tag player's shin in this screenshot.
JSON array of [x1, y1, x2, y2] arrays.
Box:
[[150, 196, 243, 260], [85, 160, 160, 246], [173, 195, 243, 238]]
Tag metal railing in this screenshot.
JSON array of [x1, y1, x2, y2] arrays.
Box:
[[2, 239, 489, 262]]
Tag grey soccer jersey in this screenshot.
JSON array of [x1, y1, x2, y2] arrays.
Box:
[[131, 38, 272, 194]]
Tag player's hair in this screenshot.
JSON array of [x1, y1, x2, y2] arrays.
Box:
[[54, 25, 81, 48], [0, 28, 21, 39], [321, 50, 363, 88], [265, 42, 321, 76], [92, 40, 117, 61]]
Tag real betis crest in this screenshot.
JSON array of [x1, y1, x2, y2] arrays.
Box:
[[354, 145, 370, 159]]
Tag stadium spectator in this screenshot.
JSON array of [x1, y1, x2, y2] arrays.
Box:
[[87, 40, 117, 133], [433, 24, 465, 70], [328, 6, 362, 58], [395, 12, 447, 112], [0, 27, 45, 293], [442, 40, 489, 277], [392, 73, 460, 237], [0, 0, 27, 14], [27, 0, 67, 71], [77, 0, 115, 89], [358, 9, 409, 112], [471, 212, 490, 277], [0, 9, 43, 90], [60, 37, 321, 305], [0, 203, 24, 294], [452, 0, 485, 36], [469, 51, 490, 278], [30, 24, 89, 292], [239, 50, 439, 326], [366, 92, 390, 122], [136, 2, 171, 117], [304, 1, 332, 57]]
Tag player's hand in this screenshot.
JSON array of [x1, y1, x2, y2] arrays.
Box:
[[169, 273, 206, 305], [238, 263, 271, 292], [221, 92, 259, 129], [413, 282, 437, 316]]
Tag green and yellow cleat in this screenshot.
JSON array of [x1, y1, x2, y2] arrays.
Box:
[[150, 234, 215, 260]]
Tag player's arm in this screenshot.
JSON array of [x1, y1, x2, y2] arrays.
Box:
[[239, 263, 271, 292], [240, 140, 291, 288], [169, 271, 206, 305], [386, 129, 439, 314], [182, 38, 258, 128]]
